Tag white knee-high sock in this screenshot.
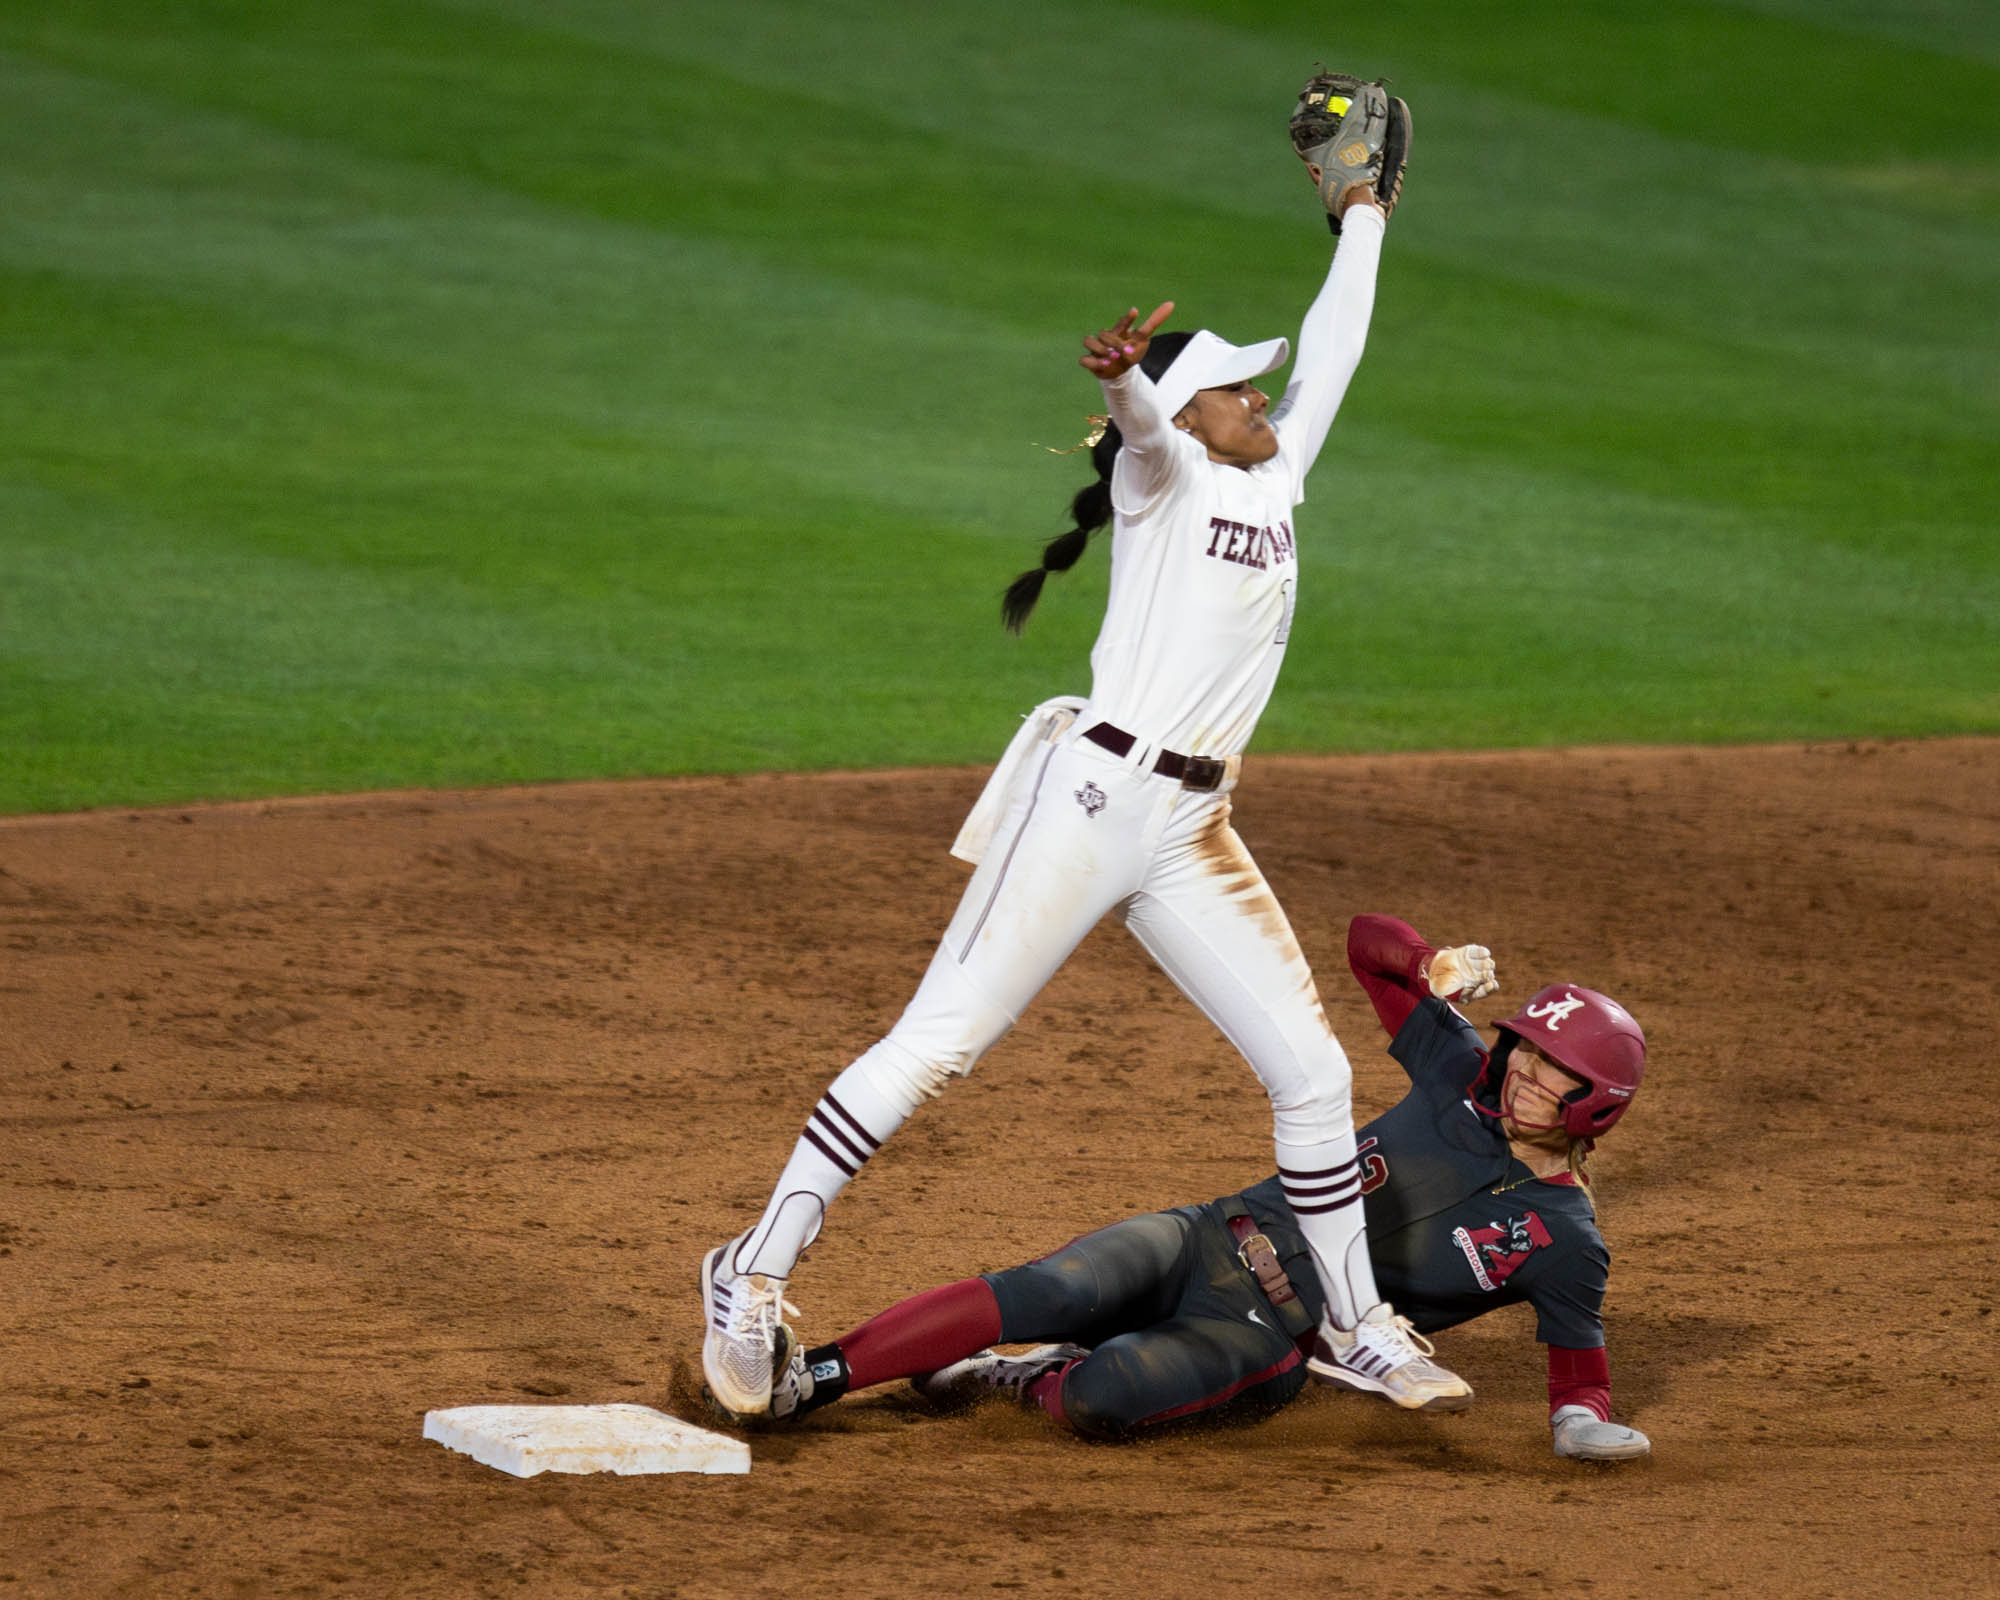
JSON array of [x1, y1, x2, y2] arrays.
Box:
[[1275, 1131, 1381, 1330], [729, 1050, 923, 1280]]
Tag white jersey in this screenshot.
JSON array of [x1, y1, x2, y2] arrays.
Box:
[[1082, 209, 1385, 759]]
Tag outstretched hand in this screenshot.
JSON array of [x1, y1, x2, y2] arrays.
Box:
[[1079, 301, 1174, 380]]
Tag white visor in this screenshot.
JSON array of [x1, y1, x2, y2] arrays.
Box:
[[1151, 329, 1290, 420]]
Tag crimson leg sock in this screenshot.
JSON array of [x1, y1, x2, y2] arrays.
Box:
[[833, 1277, 1003, 1391]]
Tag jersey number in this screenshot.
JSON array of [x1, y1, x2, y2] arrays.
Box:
[[1358, 1135, 1387, 1195]]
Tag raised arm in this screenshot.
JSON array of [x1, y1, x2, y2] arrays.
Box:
[[1079, 301, 1183, 505], [1268, 202, 1385, 483], [1347, 913, 1499, 1037], [1346, 913, 1432, 1037]]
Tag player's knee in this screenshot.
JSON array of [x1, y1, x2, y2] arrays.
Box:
[[1264, 1050, 1355, 1144], [851, 1037, 957, 1104], [877, 963, 1016, 1092], [984, 1253, 1100, 1340], [1245, 1003, 1350, 1105], [1053, 1337, 1193, 1440], [1061, 1343, 1307, 1439], [1050, 1356, 1143, 1441]]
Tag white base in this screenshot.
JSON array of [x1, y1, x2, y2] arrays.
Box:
[[423, 1403, 750, 1477]]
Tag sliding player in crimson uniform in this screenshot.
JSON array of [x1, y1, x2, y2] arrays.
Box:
[[754, 914, 1651, 1462]]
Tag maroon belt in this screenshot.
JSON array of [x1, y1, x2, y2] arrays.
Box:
[[1226, 1214, 1299, 1309], [1081, 722, 1228, 792]]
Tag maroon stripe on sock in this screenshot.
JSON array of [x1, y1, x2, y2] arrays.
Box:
[[821, 1091, 881, 1152], [839, 1278, 1004, 1390], [1135, 1345, 1303, 1427], [809, 1106, 871, 1168], [1282, 1158, 1361, 1208], [1279, 1159, 1358, 1182], [1283, 1175, 1361, 1201], [801, 1124, 861, 1177], [1286, 1193, 1363, 1216]]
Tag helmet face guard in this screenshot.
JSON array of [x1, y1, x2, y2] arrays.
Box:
[[1489, 984, 1646, 1140]]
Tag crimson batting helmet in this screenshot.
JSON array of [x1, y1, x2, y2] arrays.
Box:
[[1491, 984, 1647, 1139]]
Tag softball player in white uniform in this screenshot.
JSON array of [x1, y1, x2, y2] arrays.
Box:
[[703, 192, 1467, 1416]]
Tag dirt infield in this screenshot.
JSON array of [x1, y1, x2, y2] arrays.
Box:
[[4, 740, 1996, 1599]]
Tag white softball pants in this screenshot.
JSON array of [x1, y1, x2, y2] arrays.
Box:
[[732, 729, 1381, 1326], [891, 733, 1349, 1130]]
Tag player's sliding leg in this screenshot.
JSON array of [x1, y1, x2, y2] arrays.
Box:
[[1120, 802, 1472, 1411], [770, 1210, 1190, 1422], [787, 1292, 1308, 1440], [990, 1211, 1309, 1438], [772, 1278, 1006, 1420], [1047, 1313, 1307, 1437]]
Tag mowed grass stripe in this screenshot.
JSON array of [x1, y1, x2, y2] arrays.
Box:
[[478, 0, 1999, 394], [0, 0, 1221, 323], [10, 5, 1989, 550], [20, 0, 1998, 392], [0, 470, 1072, 812], [1718, 0, 2000, 65], [0, 46, 1125, 810], [1128, 0, 2000, 166], [431, 0, 1999, 539], [0, 263, 1076, 809], [1261, 423, 2000, 753], [0, 27, 1279, 524]]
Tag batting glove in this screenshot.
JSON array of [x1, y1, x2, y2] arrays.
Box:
[[1426, 944, 1498, 1002], [1551, 1405, 1651, 1462]]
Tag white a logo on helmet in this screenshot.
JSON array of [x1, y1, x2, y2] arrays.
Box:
[[1525, 991, 1586, 1031]]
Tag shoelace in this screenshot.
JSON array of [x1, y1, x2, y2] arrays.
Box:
[[726, 1275, 800, 1340], [1367, 1312, 1440, 1366]]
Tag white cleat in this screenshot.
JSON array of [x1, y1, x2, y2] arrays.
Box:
[[911, 1344, 1088, 1409], [1306, 1303, 1474, 1412], [1551, 1404, 1651, 1461], [700, 1240, 796, 1418]]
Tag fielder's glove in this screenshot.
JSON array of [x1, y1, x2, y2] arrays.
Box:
[[1552, 1404, 1652, 1462], [1288, 72, 1412, 233], [1426, 944, 1498, 1002]]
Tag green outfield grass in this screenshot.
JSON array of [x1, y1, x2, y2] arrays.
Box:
[[2, 0, 1996, 812]]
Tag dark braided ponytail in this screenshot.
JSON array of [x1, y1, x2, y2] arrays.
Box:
[[1002, 330, 1194, 634], [1002, 423, 1119, 633]]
